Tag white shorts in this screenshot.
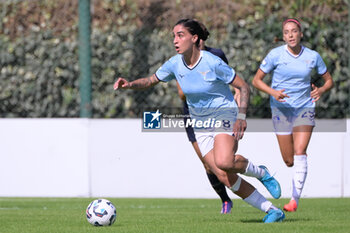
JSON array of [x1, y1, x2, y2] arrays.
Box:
[[196, 132, 234, 157], [195, 119, 235, 157], [272, 107, 315, 135]]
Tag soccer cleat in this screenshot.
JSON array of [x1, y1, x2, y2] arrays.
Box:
[[220, 201, 233, 214], [258, 165, 281, 199], [263, 208, 285, 223], [283, 199, 298, 212]]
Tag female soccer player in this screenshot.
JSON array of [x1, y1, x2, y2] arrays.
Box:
[[252, 18, 334, 212], [177, 22, 233, 214], [114, 19, 285, 223]]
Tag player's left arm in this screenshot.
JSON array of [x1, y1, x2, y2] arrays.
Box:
[[230, 75, 250, 140], [311, 71, 334, 102]]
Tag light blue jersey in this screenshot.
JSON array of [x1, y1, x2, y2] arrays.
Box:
[[260, 45, 327, 110], [156, 50, 237, 125]]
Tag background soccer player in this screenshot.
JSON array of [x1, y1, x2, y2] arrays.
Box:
[[252, 18, 334, 212]]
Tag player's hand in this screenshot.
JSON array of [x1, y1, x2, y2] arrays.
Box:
[[113, 77, 130, 90], [311, 84, 322, 102], [272, 89, 289, 102], [233, 119, 247, 140]]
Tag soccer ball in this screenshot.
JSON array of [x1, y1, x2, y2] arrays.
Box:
[[86, 199, 117, 226]]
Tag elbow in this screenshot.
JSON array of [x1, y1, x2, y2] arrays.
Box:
[[251, 78, 258, 88]]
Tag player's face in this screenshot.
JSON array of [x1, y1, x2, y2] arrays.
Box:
[[173, 24, 198, 54], [283, 22, 303, 49]]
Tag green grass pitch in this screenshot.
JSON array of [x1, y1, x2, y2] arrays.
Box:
[[0, 197, 349, 233]]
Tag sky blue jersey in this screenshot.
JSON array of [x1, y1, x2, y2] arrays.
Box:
[[155, 50, 237, 121], [260, 45, 327, 109]]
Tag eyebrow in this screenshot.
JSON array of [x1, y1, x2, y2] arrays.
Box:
[[175, 30, 185, 34]]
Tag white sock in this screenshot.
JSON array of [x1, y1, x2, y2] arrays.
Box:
[[229, 176, 242, 192], [243, 161, 265, 178], [292, 155, 308, 205], [243, 189, 276, 213]]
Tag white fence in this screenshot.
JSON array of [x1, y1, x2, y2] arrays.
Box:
[[0, 118, 349, 199]]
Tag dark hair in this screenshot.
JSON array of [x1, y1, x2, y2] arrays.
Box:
[[174, 18, 206, 46], [198, 21, 210, 41]]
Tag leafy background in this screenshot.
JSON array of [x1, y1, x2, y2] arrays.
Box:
[[0, 0, 348, 118]]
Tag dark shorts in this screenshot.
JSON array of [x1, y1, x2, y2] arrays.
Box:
[[183, 101, 196, 142]]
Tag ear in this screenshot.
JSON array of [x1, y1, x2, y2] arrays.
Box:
[[192, 34, 198, 44]]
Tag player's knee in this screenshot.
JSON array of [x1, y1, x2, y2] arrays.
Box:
[[215, 159, 234, 172], [281, 152, 294, 167], [215, 162, 231, 171], [284, 159, 294, 167]]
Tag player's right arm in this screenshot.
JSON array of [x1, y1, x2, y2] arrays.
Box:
[[113, 74, 159, 90], [252, 69, 289, 102]]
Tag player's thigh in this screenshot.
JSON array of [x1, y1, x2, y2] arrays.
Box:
[[276, 134, 294, 167], [292, 125, 313, 155], [213, 133, 237, 169]]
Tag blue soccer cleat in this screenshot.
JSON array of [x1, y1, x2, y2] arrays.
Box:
[[258, 165, 281, 199], [221, 201, 233, 214], [263, 208, 285, 223]]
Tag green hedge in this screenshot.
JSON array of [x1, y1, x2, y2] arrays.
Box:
[[0, 14, 348, 118]]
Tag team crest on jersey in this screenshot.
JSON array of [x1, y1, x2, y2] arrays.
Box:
[[199, 70, 210, 80]]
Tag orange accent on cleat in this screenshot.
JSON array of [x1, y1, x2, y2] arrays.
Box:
[[221, 201, 233, 214], [283, 200, 297, 212]]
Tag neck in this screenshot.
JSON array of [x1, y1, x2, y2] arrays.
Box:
[[183, 47, 201, 67], [287, 44, 302, 55]]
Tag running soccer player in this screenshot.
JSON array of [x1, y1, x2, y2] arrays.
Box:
[[176, 22, 233, 214], [252, 18, 334, 212], [114, 18, 285, 223]]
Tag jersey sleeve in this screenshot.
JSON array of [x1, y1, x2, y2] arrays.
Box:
[[259, 49, 277, 74], [315, 52, 327, 75], [155, 59, 176, 82], [214, 58, 236, 84], [215, 49, 229, 65]]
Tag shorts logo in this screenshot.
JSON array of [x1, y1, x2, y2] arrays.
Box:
[[143, 110, 162, 129]]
